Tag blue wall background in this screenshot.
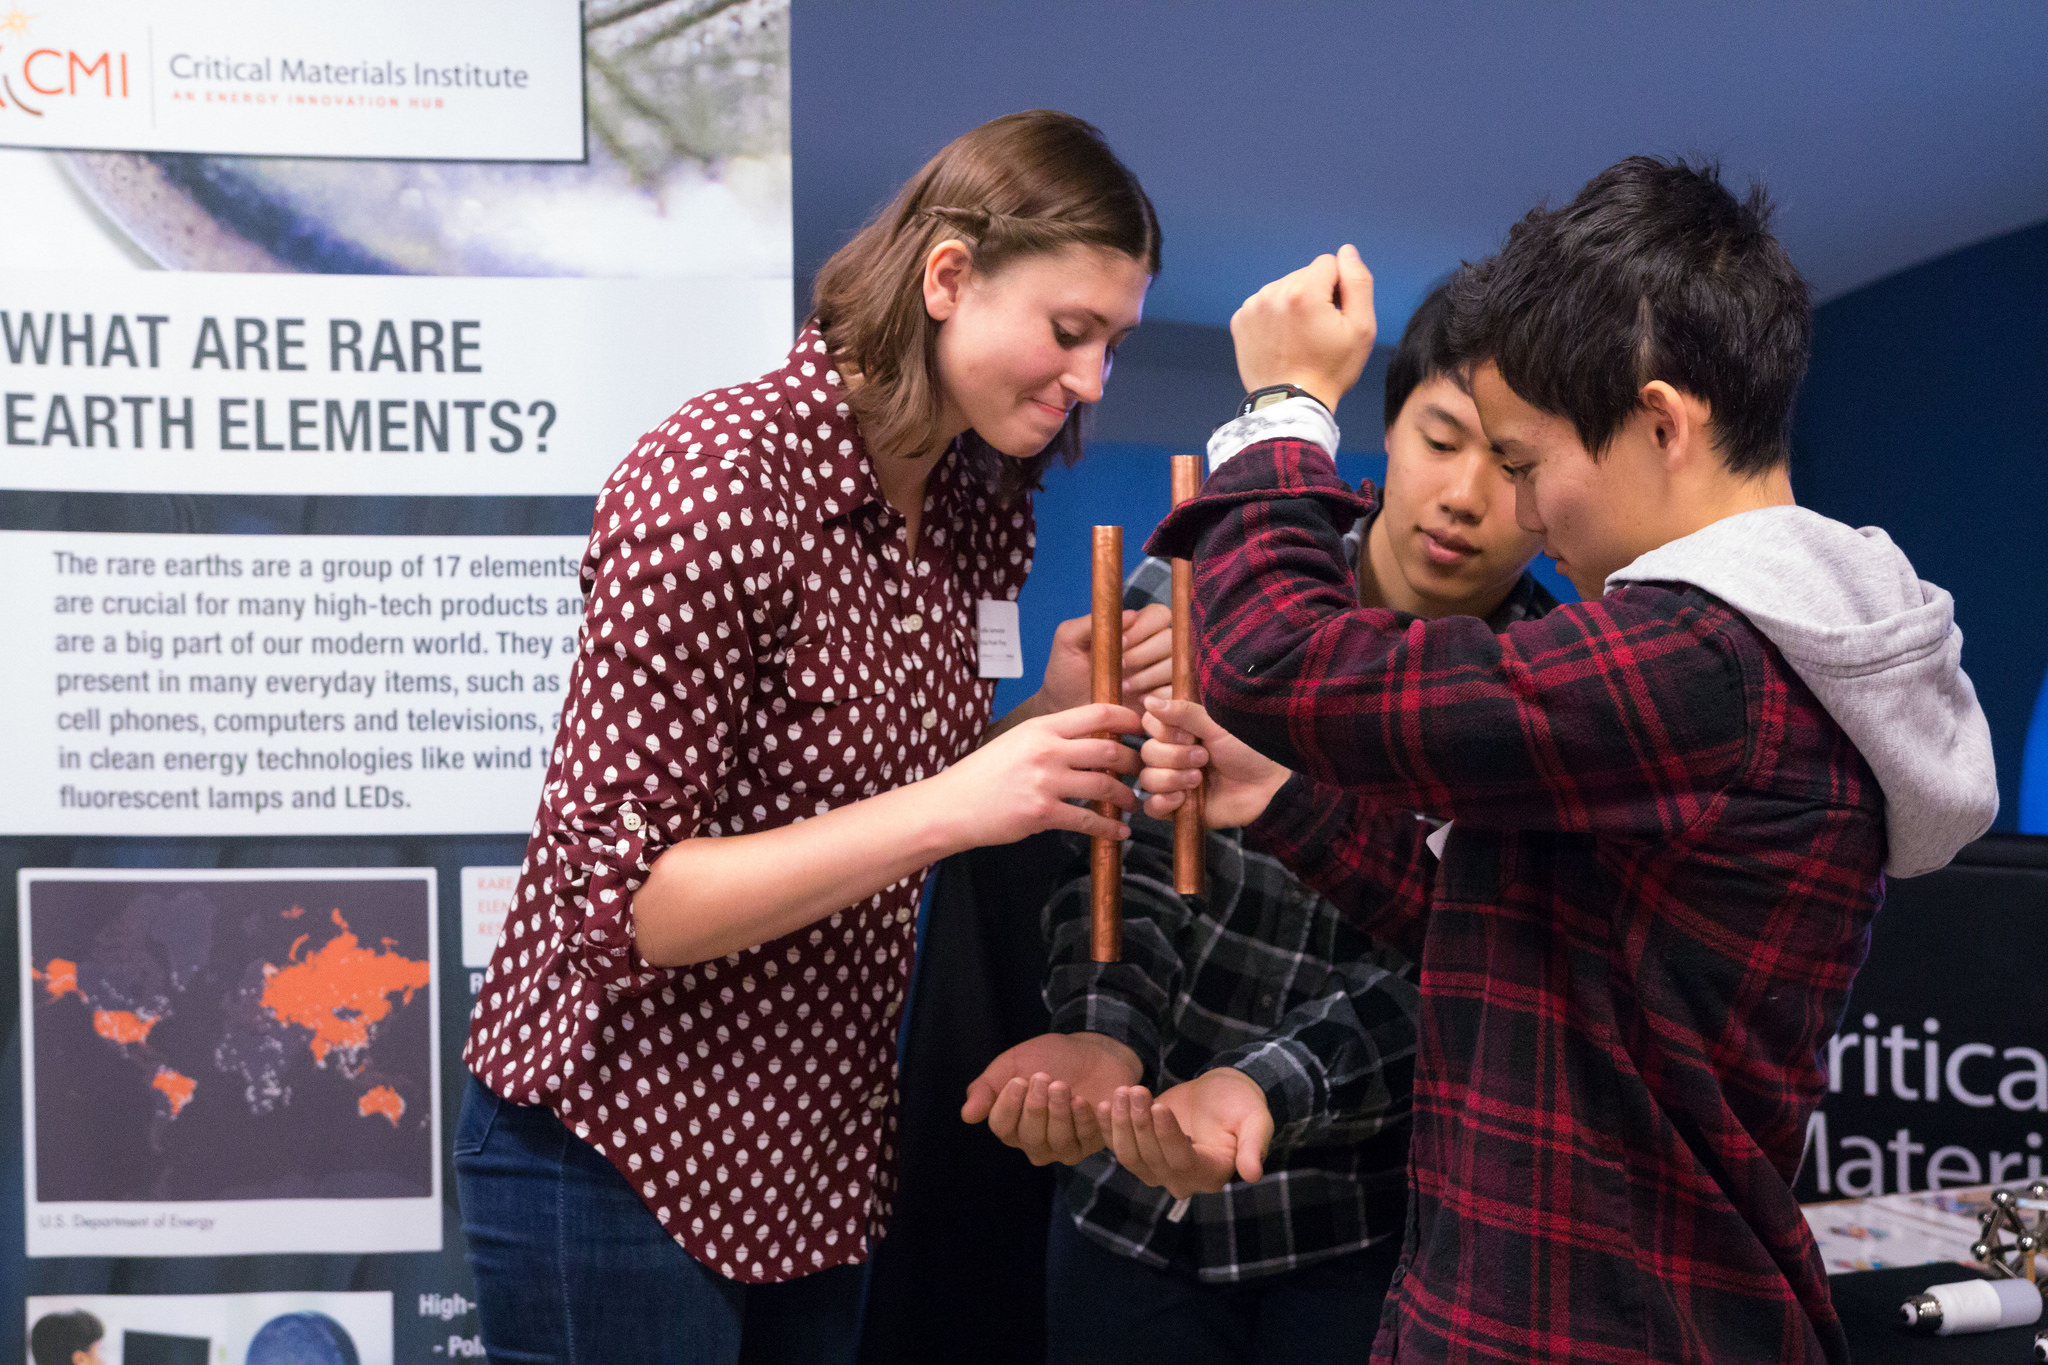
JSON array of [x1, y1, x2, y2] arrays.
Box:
[[787, 10, 2043, 830], [1791, 219, 2048, 832]]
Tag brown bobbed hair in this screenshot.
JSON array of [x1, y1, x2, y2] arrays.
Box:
[[811, 110, 1161, 497]]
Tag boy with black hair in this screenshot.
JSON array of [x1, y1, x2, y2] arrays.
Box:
[[963, 281, 1556, 1363], [1135, 157, 1996, 1362]]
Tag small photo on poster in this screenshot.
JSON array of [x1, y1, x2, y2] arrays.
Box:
[[20, 869, 440, 1258], [25, 1290, 393, 1365]]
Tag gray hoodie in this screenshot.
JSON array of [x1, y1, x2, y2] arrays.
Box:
[[1606, 506, 1997, 877]]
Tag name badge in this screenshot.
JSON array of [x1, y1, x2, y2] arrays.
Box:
[[976, 598, 1024, 679]]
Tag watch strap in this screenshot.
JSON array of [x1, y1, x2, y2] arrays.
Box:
[[1206, 395, 1341, 473], [1238, 384, 1329, 418]]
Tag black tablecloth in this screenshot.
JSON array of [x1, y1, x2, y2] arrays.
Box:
[[1833, 1263, 2041, 1362], [857, 836, 1068, 1365]]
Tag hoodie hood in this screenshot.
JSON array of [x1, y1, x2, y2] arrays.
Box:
[[1607, 505, 1997, 877]]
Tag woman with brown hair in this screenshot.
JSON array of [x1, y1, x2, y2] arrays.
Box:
[[455, 110, 1162, 1363]]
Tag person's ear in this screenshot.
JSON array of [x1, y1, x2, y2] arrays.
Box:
[[1638, 380, 1711, 471], [922, 239, 975, 323]]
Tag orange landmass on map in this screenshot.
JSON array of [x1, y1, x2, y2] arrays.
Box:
[[41, 958, 161, 1049], [39, 958, 81, 1001], [358, 1084, 406, 1126], [93, 1009, 158, 1045], [152, 1066, 196, 1117], [259, 909, 429, 1066]]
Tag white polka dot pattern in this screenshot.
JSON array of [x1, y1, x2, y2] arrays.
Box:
[[461, 327, 1035, 1283]]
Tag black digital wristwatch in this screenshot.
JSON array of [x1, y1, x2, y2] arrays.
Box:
[[1236, 384, 1330, 418]]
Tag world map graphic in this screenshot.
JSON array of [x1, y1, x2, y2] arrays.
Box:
[[27, 877, 435, 1203]]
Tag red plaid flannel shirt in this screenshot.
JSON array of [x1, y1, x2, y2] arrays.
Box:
[[1147, 440, 1885, 1364]]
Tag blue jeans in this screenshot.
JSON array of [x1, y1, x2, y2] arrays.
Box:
[[454, 1074, 865, 1365], [1044, 1203, 1400, 1364]]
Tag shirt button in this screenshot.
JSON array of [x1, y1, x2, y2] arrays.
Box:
[[899, 613, 923, 633], [868, 1091, 888, 1111], [621, 808, 643, 831], [921, 710, 938, 730]]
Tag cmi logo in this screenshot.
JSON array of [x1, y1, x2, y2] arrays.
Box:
[[0, 8, 132, 117]]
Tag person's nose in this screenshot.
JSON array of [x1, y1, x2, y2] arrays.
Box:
[[1439, 451, 1489, 522], [1063, 344, 1109, 406], [1514, 481, 1543, 535]]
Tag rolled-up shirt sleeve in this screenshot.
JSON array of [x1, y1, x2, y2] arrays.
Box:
[[1205, 939, 1417, 1154], [1043, 830, 1184, 1090], [528, 427, 794, 997]]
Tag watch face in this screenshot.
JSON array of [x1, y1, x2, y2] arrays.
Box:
[[1236, 384, 1308, 420]]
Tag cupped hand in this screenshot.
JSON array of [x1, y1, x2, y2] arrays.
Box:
[[1099, 1068, 1274, 1199], [1231, 243, 1377, 414], [1138, 697, 1290, 828], [1036, 603, 1176, 714], [963, 1031, 1143, 1166], [936, 702, 1141, 848]]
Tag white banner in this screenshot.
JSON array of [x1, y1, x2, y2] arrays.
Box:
[[0, 268, 791, 495], [6, 529, 589, 835], [0, 0, 789, 1336], [0, 0, 584, 161]]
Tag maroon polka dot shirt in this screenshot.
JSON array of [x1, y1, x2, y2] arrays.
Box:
[[463, 328, 1034, 1282]]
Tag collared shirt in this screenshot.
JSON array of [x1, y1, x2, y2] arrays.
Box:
[[1149, 439, 1883, 1364], [1047, 531, 1554, 1285], [463, 327, 1033, 1285]]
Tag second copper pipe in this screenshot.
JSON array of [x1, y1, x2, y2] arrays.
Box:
[[1090, 524, 1123, 962], [1170, 455, 1206, 898]]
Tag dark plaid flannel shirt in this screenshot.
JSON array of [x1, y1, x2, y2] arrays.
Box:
[[1045, 534, 1553, 1285], [1148, 440, 1886, 1365]]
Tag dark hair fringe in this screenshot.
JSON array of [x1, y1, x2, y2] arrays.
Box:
[[1446, 155, 1812, 476], [1383, 275, 1463, 432]]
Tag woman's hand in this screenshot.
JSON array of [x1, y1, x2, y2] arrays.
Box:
[[1138, 697, 1291, 829], [634, 701, 1139, 967], [933, 701, 1141, 847], [1034, 603, 1176, 715], [1098, 1068, 1274, 1199], [961, 1031, 1142, 1166]]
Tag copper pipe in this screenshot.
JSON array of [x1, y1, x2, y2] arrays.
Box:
[[1169, 456, 1206, 898], [1090, 524, 1123, 962]]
